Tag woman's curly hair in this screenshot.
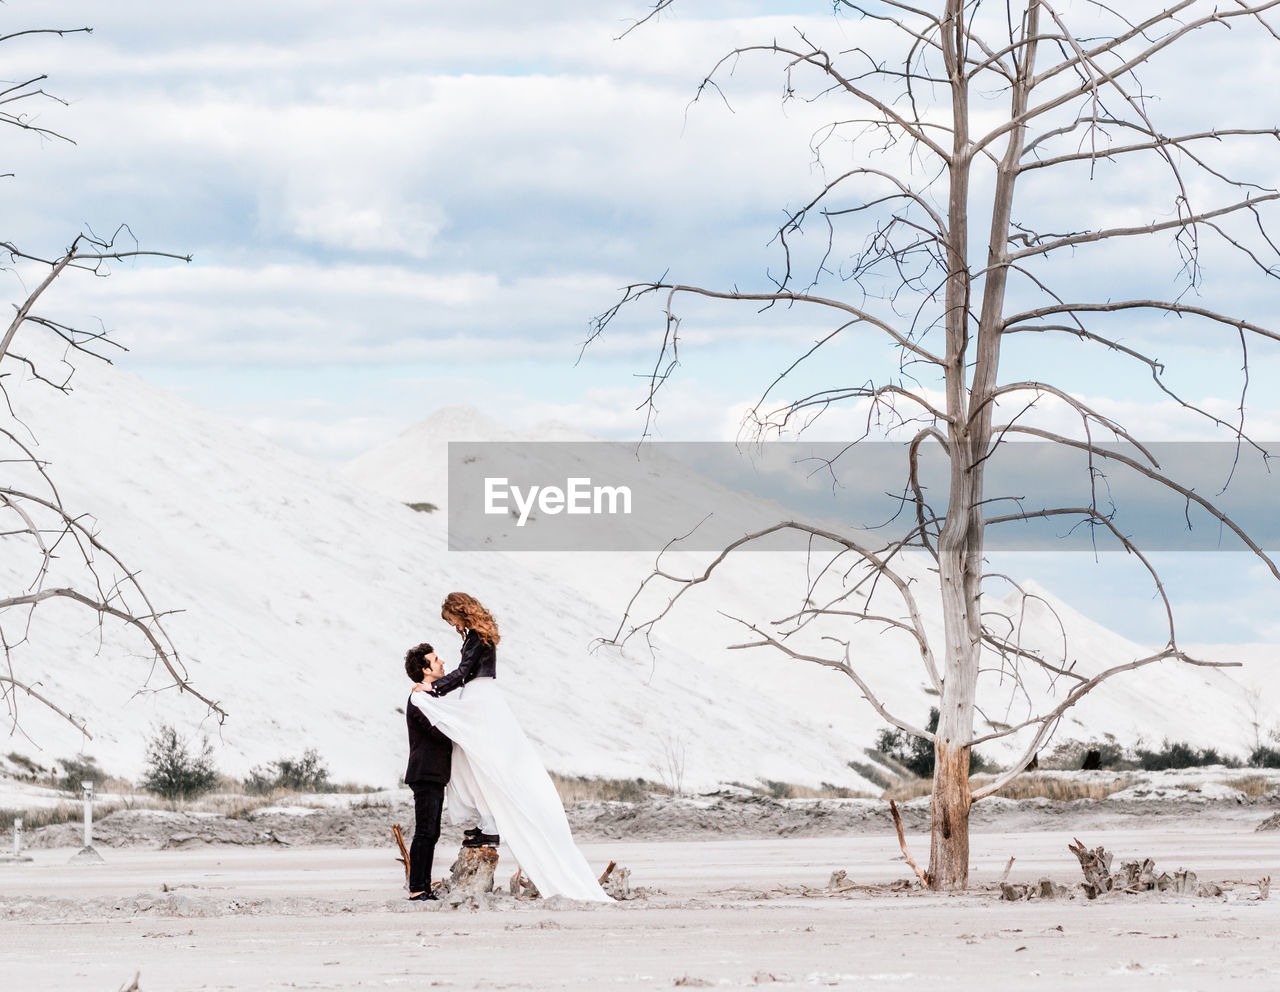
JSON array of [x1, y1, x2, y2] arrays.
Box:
[[441, 591, 500, 645]]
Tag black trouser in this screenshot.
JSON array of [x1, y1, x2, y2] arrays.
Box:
[[408, 780, 445, 893]]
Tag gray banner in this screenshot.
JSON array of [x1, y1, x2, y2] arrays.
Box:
[[447, 441, 1280, 552]]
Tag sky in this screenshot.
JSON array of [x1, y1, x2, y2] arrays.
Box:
[[4, 0, 1280, 644]]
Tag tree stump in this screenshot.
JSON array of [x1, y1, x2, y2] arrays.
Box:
[[447, 845, 498, 896]]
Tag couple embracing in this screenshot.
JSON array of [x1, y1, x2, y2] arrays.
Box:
[[401, 591, 610, 903]]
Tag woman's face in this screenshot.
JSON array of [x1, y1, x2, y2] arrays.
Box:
[[442, 609, 465, 634]]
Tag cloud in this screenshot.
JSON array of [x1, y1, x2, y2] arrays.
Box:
[[2, 0, 1278, 470]]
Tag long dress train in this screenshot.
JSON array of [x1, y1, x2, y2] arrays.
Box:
[[409, 678, 610, 902]]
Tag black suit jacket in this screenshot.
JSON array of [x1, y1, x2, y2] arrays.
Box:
[[430, 629, 497, 696], [404, 695, 453, 785]]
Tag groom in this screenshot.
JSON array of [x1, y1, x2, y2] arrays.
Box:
[[403, 645, 453, 901], [406, 642, 501, 849]]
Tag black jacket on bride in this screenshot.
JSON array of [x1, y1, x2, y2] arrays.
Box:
[[429, 629, 496, 696]]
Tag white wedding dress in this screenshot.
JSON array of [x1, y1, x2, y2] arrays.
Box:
[[409, 678, 610, 902]]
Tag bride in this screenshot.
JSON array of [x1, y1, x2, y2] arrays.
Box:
[[406, 592, 610, 903]]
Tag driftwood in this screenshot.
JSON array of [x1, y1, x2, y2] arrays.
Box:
[[888, 800, 929, 887], [1000, 877, 1071, 901], [1068, 838, 1114, 899], [1068, 838, 1250, 899], [509, 867, 540, 900], [597, 860, 617, 885], [795, 877, 914, 898], [599, 863, 634, 900], [505, 859, 631, 900], [391, 824, 410, 884]]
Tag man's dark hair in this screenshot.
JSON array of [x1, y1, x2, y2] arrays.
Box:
[[404, 642, 434, 682]]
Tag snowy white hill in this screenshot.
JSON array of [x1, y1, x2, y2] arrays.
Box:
[[1, 334, 1271, 797], [0, 337, 896, 792]]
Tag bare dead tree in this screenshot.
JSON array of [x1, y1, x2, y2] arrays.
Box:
[[1, 23, 226, 745], [590, 1, 1280, 889]]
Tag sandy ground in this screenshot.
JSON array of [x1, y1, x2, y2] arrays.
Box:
[[2, 824, 1277, 991]]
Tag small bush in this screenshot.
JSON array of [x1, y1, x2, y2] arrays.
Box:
[[1249, 745, 1280, 768], [56, 755, 103, 793], [275, 749, 331, 791], [246, 748, 332, 795], [140, 725, 219, 801], [874, 708, 994, 778], [761, 779, 793, 799], [1042, 738, 1133, 771], [847, 758, 894, 791], [875, 721, 934, 778], [6, 752, 44, 780], [1134, 739, 1240, 771]]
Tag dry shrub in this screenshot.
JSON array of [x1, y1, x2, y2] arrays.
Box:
[[729, 779, 877, 800], [0, 803, 105, 832], [881, 778, 931, 801], [547, 774, 873, 804], [989, 774, 1134, 801], [787, 783, 877, 799], [0, 790, 284, 831], [882, 773, 1134, 802], [1224, 775, 1276, 797], [550, 773, 671, 803]]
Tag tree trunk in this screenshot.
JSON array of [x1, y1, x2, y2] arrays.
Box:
[[928, 739, 972, 889], [931, 510, 980, 890], [924, 0, 1043, 892], [929, 0, 978, 892]]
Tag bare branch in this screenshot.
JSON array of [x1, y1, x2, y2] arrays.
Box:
[[969, 641, 1239, 802], [1005, 299, 1280, 344], [993, 429, 1280, 579], [727, 617, 931, 739], [1020, 127, 1280, 182], [0, 675, 91, 740], [1007, 193, 1280, 261], [695, 42, 953, 163], [614, 0, 676, 41], [0, 587, 225, 723]]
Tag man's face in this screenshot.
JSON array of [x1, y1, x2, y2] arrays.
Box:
[[425, 651, 444, 678]]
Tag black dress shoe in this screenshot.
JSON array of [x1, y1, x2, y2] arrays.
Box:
[[462, 831, 500, 848], [408, 891, 438, 901]]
